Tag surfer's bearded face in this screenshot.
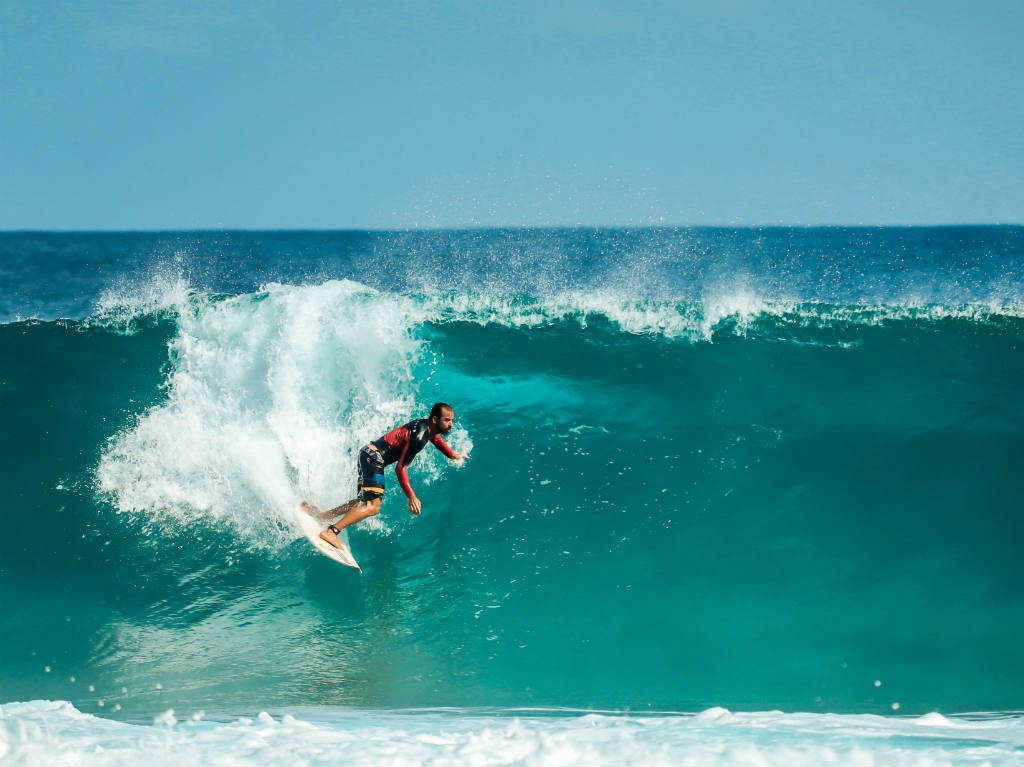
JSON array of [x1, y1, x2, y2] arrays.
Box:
[[434, 409, 454, 434]]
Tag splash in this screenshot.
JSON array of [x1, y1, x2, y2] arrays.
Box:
[[95, 281, 432, 547]]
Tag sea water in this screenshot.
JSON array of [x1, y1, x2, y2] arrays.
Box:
[[1, 228, 1023, 765]]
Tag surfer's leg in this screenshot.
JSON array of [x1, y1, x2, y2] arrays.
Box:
[[300, 500, 347, 523], [316, 498, 360, 523], [319, 498, 382, 549]]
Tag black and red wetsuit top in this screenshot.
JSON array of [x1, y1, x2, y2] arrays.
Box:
[[370, 419, 456, 498]]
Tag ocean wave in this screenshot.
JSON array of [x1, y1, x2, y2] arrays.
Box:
[[4, 273, 1024, 715], [83, 276, 1024, 553], [6, 231, 1024, 722]]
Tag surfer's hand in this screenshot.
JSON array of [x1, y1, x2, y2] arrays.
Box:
[[453, 452, 470, 461], [409, 496, 421, 515]]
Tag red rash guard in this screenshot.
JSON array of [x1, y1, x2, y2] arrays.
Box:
[[369, 418, 456, 498]]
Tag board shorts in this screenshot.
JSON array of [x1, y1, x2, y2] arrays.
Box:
[[357, 445, 386, 502]]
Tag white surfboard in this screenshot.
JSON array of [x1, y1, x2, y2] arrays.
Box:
[[296, 505, 361, 572]]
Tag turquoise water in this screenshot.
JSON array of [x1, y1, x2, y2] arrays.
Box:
[[1, 228, 1023, 763]]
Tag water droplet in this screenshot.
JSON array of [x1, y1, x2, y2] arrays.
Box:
[[153, 708, 176, 727]]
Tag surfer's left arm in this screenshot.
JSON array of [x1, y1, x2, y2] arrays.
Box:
[[432, 434, 469, 461]]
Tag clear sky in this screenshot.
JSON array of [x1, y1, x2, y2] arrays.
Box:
[[1, 0, 1021, 229]]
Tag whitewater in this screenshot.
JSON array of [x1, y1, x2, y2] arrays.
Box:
[[1, 227, 1023, 765]]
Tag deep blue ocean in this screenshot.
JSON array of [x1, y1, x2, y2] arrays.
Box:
[[2, 228, 1024, 765]]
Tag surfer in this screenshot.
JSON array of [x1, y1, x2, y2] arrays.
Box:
[[311, 403, 469, 550]]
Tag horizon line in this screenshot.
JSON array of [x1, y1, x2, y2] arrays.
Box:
[[1, 222, 1021, 235]]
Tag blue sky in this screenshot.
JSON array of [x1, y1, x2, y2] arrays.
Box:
[[1, 0, 1021, 229]]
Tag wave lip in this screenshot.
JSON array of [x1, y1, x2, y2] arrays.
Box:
[[85, 273, 1024, 341], [3, 701, 1024, 767]]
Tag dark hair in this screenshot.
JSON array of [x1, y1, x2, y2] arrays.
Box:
[[430, 402, 453, 419]]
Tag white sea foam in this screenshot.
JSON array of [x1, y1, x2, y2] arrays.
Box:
[[3, 701, 1024, 766], [95, 280, 470, 549]]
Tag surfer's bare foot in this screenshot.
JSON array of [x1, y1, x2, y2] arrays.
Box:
[[319, 525, 343, 550]]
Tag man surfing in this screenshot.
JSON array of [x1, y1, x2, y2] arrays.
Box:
[[309, 402, 469, 550]]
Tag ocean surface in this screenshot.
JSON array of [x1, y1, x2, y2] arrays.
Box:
[[1, 227, 1023, 765]]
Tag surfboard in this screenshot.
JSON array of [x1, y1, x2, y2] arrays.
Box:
[[296, 504, 361, 572]]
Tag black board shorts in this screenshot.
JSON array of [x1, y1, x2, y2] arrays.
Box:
[[357, 445, 386, 502]]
